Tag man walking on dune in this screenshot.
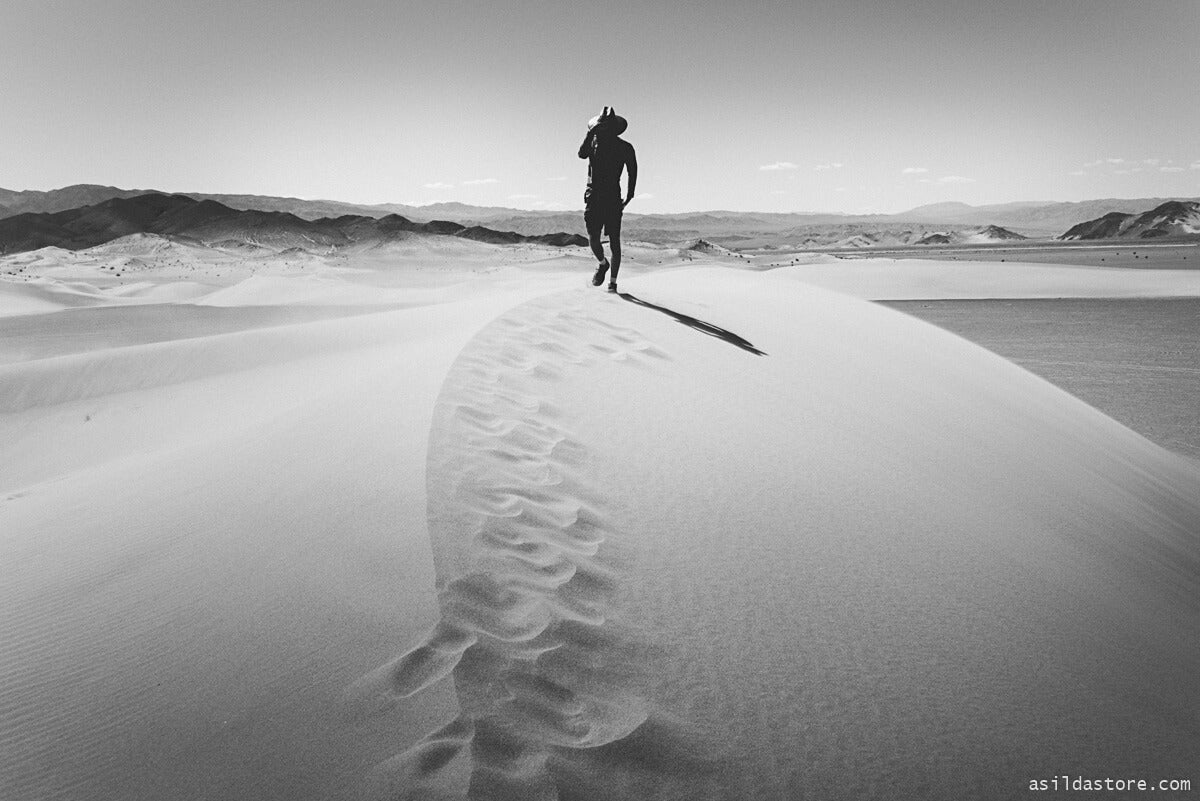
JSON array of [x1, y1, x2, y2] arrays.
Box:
[[578, 106, 637, 292]]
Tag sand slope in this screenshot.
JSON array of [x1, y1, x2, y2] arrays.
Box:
[[379, 267, 1200, 799], [0, 276, 573, 800]]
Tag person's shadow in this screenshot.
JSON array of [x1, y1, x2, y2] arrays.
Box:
[[616, 292, 766, 356]]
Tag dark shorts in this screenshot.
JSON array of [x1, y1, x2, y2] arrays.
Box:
[[583, 191, 622, 241]]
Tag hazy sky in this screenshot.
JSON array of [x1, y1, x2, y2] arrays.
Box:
[[3, 0, 1198, 213]]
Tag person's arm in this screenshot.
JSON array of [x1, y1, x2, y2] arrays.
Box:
[[578, 132, 594, 160], [623, 144, 638, 207]]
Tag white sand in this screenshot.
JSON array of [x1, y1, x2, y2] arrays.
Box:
[[0, 242, 584, 800], [1, 243, 1197, 800]]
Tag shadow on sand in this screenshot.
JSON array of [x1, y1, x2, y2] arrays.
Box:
[[617, 292, 766, 356]]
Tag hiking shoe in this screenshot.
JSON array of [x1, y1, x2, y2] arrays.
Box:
[[607, 282, 618, 293], [592, 260, 609, 286]]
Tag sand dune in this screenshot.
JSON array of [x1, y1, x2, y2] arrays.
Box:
[[2, 251, 1198, 800], [367, 268, 1200, 799], [0, 264, 576, 800]]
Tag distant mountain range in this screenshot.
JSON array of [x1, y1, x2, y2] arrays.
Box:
[[0, 185, 427, 223], [0, 193, 587, 256], [899, 197, 1200, 237], [1, 185, 1198, 252], [1059, 200, 1200, 241]]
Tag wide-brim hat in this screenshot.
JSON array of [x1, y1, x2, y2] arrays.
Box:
[[588, 113, 628, 135]]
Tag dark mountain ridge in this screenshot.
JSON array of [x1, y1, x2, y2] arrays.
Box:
[[0, 184, 420, 223], [1058, 200, 1200, 241], [0, 194, 586, 256], [1058, 212, 1134, 241]]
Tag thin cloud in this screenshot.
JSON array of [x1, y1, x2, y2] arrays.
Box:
[[462, 178, 498, 185], [1143, 158, 1160, 166], [1191, 161, 1200, 170], [1069, 170, 1087, 176], [423, 182, 454, 189], [507, 193, 538, 200], [901, 166, 928, 174], [759, 161, 798, 171], [1106, 158, 1125, 164], [814, 162, 843, 171], [1160, 166, 1185, 173], [1083, 159, 1104, 167], [937, 175, 974, 184]]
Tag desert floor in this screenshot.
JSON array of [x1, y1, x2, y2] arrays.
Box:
[[885, 297, 1200, 459], [830, 240, 1200, 270]]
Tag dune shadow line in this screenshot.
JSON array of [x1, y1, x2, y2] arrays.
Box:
[[617, 292, 766, 356]]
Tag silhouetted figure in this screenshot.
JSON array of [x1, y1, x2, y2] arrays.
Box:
[[578, 106, 637, 292]]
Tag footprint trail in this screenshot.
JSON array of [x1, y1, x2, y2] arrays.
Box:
[[368, 290, 670, 798]]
